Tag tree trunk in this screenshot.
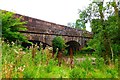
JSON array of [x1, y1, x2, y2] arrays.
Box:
[[58, 51, 62, 66], [70, 47, 73, 68], [98, 1, 112, 65]]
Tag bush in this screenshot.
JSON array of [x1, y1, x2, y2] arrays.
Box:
[[80, 46, 95, 54], [52, 36, 66, 52], [1, 10, 28, 43]]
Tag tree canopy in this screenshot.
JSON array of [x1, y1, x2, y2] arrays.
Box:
[[1, 10, 29, 43], [77, 1, 120, 64], [52, 36, 66, 52]]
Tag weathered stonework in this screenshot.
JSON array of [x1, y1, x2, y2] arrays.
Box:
[[15, 14, 92, 48]]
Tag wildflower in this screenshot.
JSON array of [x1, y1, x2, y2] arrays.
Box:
[[48, 47, 53, 50], [23, 65, 26, 68], [5, 70, 7, 74], [16, 55, 19, 58], [14, 49, 19, 54], [40, 42, 43, 46], [2, 40, 4, 43], [10, 64, 13, 68], [56, 48, 58, 51], [22, 51, 26, 55], [37, 46, 39, 49], [19, 48, 23, 51], [11, 41, 15, 45], [18, 66, 24, 72], [7, 44, 10, 47]]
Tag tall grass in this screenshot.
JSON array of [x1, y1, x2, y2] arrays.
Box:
[[2, 40, 118, 78], [0, 38, 2, 79]]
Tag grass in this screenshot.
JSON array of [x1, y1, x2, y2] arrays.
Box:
[[1, 40, 119, 78], [0, 38, 2, 79]]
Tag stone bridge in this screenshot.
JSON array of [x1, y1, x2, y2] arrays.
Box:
[[15, 14, 92, 50]]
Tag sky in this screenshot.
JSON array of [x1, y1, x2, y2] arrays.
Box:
[[0, 0, 92, 31]]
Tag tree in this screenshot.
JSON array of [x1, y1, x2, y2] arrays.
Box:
[[76, 10, 88, 30], [1, 10, 29, 43], [52, 36, 66, 53], [77, 1, 120, 64], [52, 36, 66, 66]]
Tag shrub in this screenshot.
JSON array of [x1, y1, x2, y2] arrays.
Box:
[[80, 46, 95, 55], [1, 10, 28, 43], [52, 36, 66, 52]]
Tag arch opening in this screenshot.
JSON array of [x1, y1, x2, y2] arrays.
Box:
[[22, 40, 51, 49], [65, 41, 81, 55]]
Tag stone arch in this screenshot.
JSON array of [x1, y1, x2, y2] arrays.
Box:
[[22, 40, 51, 49], [65, 40, 81, 55]]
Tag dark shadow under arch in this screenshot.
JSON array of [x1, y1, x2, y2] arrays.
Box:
[[22, 40, 51, 49], [65, 41, 81, 55], [66, 41, 80, 50]]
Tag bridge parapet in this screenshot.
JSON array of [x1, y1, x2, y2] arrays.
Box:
[[15, 14, 92, 47], [15, 14, 84, 37]]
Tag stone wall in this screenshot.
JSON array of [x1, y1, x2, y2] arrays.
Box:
[[15, 14, 92, 47]]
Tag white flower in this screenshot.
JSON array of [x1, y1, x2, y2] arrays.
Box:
[[19, 48, 23, 51], [23, 65, 26, 68], [2, 40, 4, 43], [22, 52, 26, 54], [14, 49, 19, 54], [11, 41, 15, 45], [18, 66, 24, 72]]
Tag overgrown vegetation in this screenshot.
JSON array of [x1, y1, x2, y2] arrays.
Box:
[[52, 36, 66, 53], [1, 41, 118, 78], [1, 0, 119, 78], [1, 10, 29, 43], [77, 1, 120, 65], [52, 36, 66, 66]]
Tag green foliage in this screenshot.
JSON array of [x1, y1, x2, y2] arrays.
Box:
[[71, 55, 118, 78], [77, 1, 120, 64], [80, 58, 93, 71], [80, 46, 94, 55], [75, 10, 87, 30], [1, 10, 28, 43], [0, 11, 2, 38], [52, 36, 66, 52], [69, 68, 86, 78], [2, 40, 118, 78], [95, 57, 105, 69]]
